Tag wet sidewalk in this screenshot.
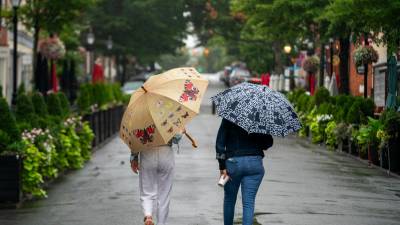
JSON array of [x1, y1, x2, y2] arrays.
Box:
[[0, 81, 400, 225]]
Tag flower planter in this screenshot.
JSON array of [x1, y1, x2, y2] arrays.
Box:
[[380, 146, 389, 169], [349, 140, 359, 156], [0, 154, 22, 207], [82, 106, 124, 148], [388, 138, 400, 173], [339, 139, 349, 153], [368, 144, 380, 166]]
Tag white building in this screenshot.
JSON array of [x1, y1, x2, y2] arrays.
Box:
[[0, 0, 34, 104]]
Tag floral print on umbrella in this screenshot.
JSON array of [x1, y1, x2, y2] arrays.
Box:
[[179, 80, 199, 102], [134, 124, 156, 145]]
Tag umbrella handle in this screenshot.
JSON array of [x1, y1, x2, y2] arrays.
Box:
[[183, 131, 198, 148]]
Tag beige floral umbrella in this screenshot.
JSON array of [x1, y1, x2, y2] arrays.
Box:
[[120, 67, 209, 152]]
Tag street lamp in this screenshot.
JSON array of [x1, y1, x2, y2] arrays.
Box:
[[106, 36, 113, 81], [11, 0, 21, 105], [86, 30, 95, 80], [283, 45, 292, 54], [283, 45, 295, 90]]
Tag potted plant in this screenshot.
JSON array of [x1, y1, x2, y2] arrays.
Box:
[[352, 45, 379, 66], [325, 121, 338, 150], [334, 123, 350, 152], [0, 97, 22, 206], [380, 110, 400, 172], [356, 117, 382, 165]]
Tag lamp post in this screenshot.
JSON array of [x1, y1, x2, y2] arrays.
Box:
[[329, 38, 334, 78], [11, 0, 21, 105], [86, 30, 95, 81], [284, 44, 295, 90], [106, 35, 113, 81]]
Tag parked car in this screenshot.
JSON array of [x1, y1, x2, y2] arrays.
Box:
[[229, 69, 251, 87], [122, 80, 145, 95]]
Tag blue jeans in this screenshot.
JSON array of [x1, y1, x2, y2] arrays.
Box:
[[224, 156, 265, 225]]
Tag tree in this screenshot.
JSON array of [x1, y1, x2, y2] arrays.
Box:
[[19, 0, 95, 72], [87, 0, 188, 65]]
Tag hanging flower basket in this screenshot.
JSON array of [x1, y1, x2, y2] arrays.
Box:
[[39, 37, 66, 60], [352, 45, 378, 66], [302, 56, 320, 73]]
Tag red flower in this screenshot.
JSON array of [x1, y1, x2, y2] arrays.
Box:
[[135, 130, 144, 138], [147, 126, 155, 134], [180, 93, 189, 102]]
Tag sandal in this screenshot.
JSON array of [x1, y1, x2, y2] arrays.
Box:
[[144, 216, 154, 225]]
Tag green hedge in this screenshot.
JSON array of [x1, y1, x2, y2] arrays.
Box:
[[76, 82, 125, 113], [0, 92, 95, 198]]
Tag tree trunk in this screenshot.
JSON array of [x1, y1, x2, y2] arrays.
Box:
[[339, 36, 350, 94], [272, 41, 283, 74]]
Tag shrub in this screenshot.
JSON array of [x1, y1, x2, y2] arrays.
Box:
[[346, 101, 362, 124], [15, 94, 39, 129], [360, 98, 375, 122], [17, 82, 26, 97], [47, 93, 63, 117], [0, 85, 2, 97], [57, 92, 70, 118], [314, 87, 330, 106], [317, 102, 334, 115], [31, 92, 48, 116], [112, 83, 124, 103], [0, 97, 20, 147], [325, 121, 338, 150], [21, 141, 46, 198], [77, 84, 93, 113]]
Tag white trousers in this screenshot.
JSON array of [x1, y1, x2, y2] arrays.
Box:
[[139, 146, 175, 225]]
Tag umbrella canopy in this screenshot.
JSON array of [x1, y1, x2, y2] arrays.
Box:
[[211, 82, 301, 137], [120, 67, 209, 152], [386, 55, 398, 109], [328, 74, 339, 96]]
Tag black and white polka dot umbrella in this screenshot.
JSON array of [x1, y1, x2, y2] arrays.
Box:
[[211, 82, 301, 137]]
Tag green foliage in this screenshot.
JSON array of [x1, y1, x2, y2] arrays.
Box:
[[334, 122, 351, 144], [15, 94, 39, 129], [310, 114, 333, 144], [380, 110, 400, 140], [57, 92, 70, 118], [21, 141, 46, 198], [17, 82, 26, 97], [325, 121, 338, 150], [356, 117, 382, 153], [314, 87, 331, 106], [88, 0, 187, 63], [76, 120, 95, 161], [0, 130, 11, 151], [77, 84, 93, 113], [77, 83, 126, 113], [0, 85, 2, 97], [59, 123, 83, 169], [360, 98, 375, 122], [47, 93, 63, 117], [112, 83, 124, 104], [346, 101, 362, 124], [317, 102, 334, 115], [0, 98, 20, 150], [31, 92, 48, 117]]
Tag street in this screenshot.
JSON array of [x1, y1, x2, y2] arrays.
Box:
[[0, 77, 400, 225]]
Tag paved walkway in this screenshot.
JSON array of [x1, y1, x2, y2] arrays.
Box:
[[1, 78, 400, 225]]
